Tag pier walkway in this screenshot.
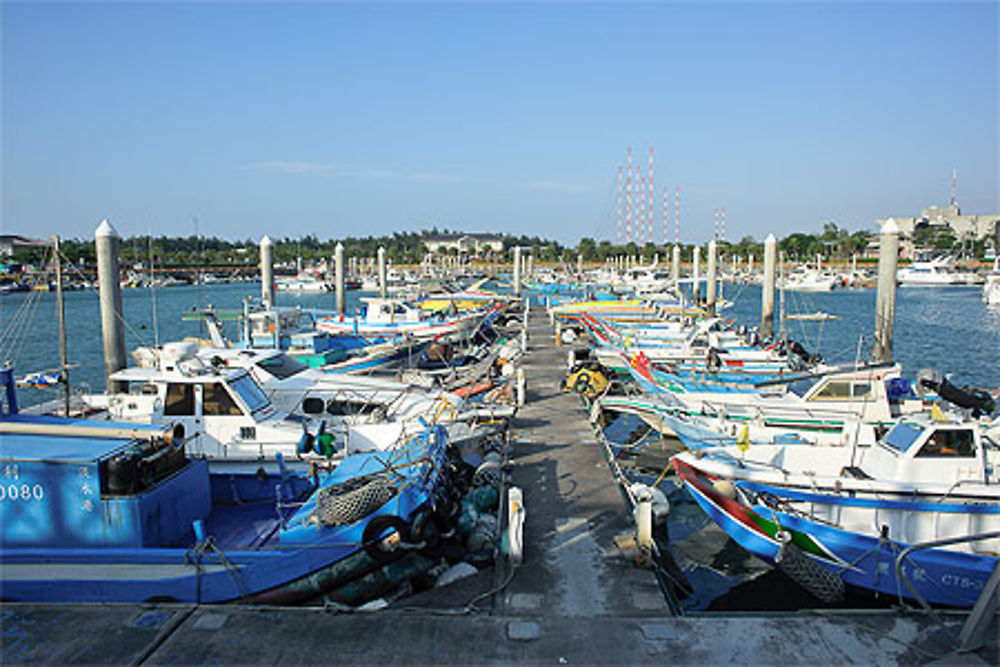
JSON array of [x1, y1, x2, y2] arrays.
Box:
[[3, 309, 995, 665]]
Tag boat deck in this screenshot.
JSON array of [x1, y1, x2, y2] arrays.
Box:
[[2, 308, 996, 664]]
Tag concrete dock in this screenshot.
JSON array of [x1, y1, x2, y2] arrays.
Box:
[[2, 309, 996, 665]]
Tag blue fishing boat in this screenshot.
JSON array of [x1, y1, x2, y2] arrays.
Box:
[[671, 413, 1000, 607], [0, 368, 456, 604]]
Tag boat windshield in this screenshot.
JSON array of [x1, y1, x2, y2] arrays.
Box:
[[788, 377, 819, 398], [228, 374, 271, 414], [256, 354, 308, 380], [881, 421, 924, 453]]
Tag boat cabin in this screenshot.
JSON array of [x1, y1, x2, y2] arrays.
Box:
[[861, 416, 1000, 486], [361, 298, 423, 324], [784, 366, 922, 423], [105, 348, 319, 463]]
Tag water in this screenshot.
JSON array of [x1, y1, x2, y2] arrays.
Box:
[[4, 282, 998, 409]]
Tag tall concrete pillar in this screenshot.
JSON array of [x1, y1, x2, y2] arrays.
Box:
[[526, 252, 533, 278], [748, 253, 754, 277], [95, 220, 127, 394], [577, 253, 583, 277], [260, 235, 275, 308], [706, 239, 718, 314], [377, 246, 387, 298], [692, 246, 701, 302], [761, 234, 777, 338], [334, 242, 345, 313], [512, 246, 522, 297], [873, 219, 900, 363], [672, 244, 680, 286]]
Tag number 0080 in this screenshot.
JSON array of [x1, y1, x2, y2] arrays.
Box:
[[0, 484, 45, 501]]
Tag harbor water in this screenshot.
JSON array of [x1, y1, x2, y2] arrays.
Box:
[[6, 282, 999, 405]]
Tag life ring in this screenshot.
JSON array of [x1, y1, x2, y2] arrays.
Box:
[[362, 514, 412, 564]]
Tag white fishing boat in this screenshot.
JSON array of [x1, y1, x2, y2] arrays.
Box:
[[672, 412, 1000, 607], [781, 264, 838, 292]]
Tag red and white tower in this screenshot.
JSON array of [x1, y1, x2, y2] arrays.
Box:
[[616, 166, 623, 244], [721, 206, 727, 242], [662, 186, 669, 246], [647, 146, 655, 244], [674, 186, 681, 245], [625, 147, 633, 244]]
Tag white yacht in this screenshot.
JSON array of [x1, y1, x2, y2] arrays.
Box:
[[897, 255, 974, 286], [983, 258, 1000, 305]]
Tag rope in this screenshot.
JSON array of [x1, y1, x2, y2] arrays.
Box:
[[184, 535, 250, 602]]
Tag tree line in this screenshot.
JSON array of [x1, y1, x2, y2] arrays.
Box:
[[5, 224, 878, 268]]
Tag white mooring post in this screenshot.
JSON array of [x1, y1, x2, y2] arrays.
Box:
[[706, 239, 718, 315], [377, 246, 387, 298], [95, 220, 127, 394], [260, 235, 275, 308], [334, 242, 345, 314], [761, 234, 777, 339], [873, 219, 900, 363]]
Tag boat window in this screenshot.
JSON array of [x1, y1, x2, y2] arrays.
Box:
[[915, 429, 976, 458], [393, 304, 408, 314], [228, 374, 270, 414], [811, 381, 872, 400], [788, 377, 819, 398], [881, 422, 924, 453], [256, 354, 308, 380], [164, 383, 195, 416], [326, 399, 380, 416], [202, 383, 243, 416], [302, 397, 324, 414]]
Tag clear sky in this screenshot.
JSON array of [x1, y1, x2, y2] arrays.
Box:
[[2, 1, 997, 245]]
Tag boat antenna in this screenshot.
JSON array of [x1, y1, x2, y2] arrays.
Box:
[[779, 250, 787, 340]]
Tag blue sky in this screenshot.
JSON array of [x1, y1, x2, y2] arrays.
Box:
[[2, 2, 997, 245]]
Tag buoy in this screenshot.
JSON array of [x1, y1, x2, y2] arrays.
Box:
[[712, 479, 737, 500], [507, 486, 525, 567]]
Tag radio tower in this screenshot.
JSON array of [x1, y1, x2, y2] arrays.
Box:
[[616, 166, 623, 244], [625, 147, 633, 244], [639, 171, 647, 247], [662, 186, 669, 246], [951, 167, 958, 208], [714, 207, 719, 240], [647, 146, 655, 244], [721, 207, 726, 242], [674, 186, 681, 244]]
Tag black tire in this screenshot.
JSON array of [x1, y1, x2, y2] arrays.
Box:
[[573, 372, 591, 394], [362, 515, 412, 564]]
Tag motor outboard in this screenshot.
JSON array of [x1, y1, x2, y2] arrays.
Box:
[[917, 368, 997, 418]]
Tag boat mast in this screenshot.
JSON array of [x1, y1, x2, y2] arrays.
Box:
[[779, 250, 786, 340], [51, 235, 70, 415]]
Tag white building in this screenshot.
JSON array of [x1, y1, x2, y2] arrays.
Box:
[[423, 233, 504, 255]]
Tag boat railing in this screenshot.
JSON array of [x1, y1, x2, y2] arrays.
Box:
[[894, 529, 1000, 614]]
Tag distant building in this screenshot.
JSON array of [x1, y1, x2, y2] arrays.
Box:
[[876, 204, 1000, 248], [423, 233, 504, 255], [0, 234, 49, 257]]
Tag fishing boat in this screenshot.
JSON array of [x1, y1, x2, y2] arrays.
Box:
[[317, 298, 498, 342], [0, 366, 457, 604], [192, 305, 427, 374], [672, 412, 1000, 607]]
